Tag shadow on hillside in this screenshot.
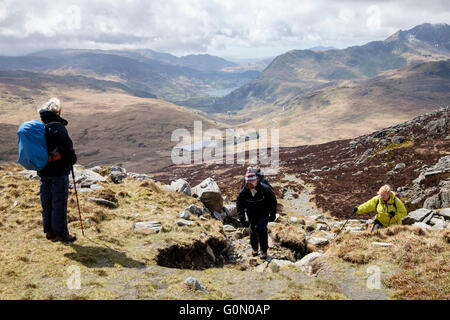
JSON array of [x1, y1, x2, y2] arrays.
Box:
[[64, 243, 146, 269]]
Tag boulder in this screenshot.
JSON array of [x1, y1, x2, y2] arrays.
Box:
[[191, 178, 223, 213], [402, 208, 433, 225], [170, 179, 192, 196], [134, 221, 162, 234]]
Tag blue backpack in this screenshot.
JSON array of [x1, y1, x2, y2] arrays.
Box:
[[17, 120, 49, 171]]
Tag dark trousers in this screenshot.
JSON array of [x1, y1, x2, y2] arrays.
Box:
[[248, 213, 269, 253], [40, 175, 69, 237], [371, 219, 384, 232]]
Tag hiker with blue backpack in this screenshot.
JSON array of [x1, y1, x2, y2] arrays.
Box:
[[17, 98, 78, 242], [353, 184, 407, 231]]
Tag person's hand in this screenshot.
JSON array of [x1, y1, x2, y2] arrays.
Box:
[[389, 210, 396, 218], [352, 207, 358, 215], [241, 220, 250, 228], [269, 214, 276, 222]]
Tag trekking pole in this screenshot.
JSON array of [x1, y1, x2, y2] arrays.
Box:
[[338, 217, 350, 234], [71, 166, 85, 236]]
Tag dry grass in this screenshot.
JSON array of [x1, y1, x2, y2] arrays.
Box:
[[326, 225, 450, 299], [0, 163, 225, 299]]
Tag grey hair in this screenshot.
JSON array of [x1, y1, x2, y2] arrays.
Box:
[[39, 97, 61, 113]]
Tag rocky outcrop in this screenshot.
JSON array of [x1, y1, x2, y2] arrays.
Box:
[[191, 178, 223, 213]]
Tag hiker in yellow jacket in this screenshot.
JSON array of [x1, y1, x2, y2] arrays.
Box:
[[353, 184, 407, 231]]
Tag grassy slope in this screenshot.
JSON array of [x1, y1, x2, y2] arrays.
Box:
[[0, 74, 224, 172], [228, 60, 450, 147], [1, 163, 448, 300]]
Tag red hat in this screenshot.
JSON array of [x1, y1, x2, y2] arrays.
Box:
[[245, 168, 257, 185]]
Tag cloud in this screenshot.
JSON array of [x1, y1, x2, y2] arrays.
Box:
[[0, 0, 448, 58]]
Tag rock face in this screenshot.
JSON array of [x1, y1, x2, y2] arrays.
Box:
[[170, 179, 192, 196], [191, 178, 223, 213]]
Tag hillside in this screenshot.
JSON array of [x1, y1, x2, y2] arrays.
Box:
[[212, 23, 450, 112], [225, 59, 450, 147], [0, 71, 223, 172], [0, 49, 258, 104], [0, 108, 448, 300]]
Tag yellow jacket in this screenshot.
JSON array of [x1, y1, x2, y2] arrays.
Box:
[[357, 191, 407, 227]]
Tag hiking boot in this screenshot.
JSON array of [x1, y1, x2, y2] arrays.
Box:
[[53, 234, 77, 243], [251, 250, 259, 257], [259, 251, 268, 259], [46, 232, 56, 240]]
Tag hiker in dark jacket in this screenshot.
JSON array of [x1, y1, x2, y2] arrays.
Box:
[[37, 98, 77, 242], [237, 167, 277, 259]]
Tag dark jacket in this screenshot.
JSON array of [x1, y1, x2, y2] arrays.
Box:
[[37, 110, 77, 177], [237, 181, 277, 222]]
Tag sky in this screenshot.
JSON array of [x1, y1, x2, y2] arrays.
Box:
[[0, 0, 449, 60]]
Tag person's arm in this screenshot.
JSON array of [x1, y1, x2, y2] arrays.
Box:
[[55, 125, 77, 166], [395, 197, 407, 220], [357, 196, 378, 215], [236, 190, 246, 223]]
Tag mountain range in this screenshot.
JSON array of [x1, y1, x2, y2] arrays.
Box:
[[212, 23, 450, 112]]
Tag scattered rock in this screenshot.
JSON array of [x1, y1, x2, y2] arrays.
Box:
[[430, 217, 448, 229], [184, 277, 208, 293], [371, 242, 393, 247], [307, 237, 329, 247], [177, 219, 194, 227], [19, 170, 40, 180], [110, 171, 127, 184], [436, 208, 450, 220], [170, 179, 192, 196], [394, 163, 406, 171], [391, 136, 405, 144], [295, 252, 325, 272], [88, 197, 118, 209], [223, 225, 236, 233], [70, 165, 107, 188], [179, 211, 191, 219], [185, 204, 203, 215], [90, 184, 104, 191]]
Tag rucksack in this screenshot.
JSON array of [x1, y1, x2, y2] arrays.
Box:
[[17, 120, 59, 171]]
